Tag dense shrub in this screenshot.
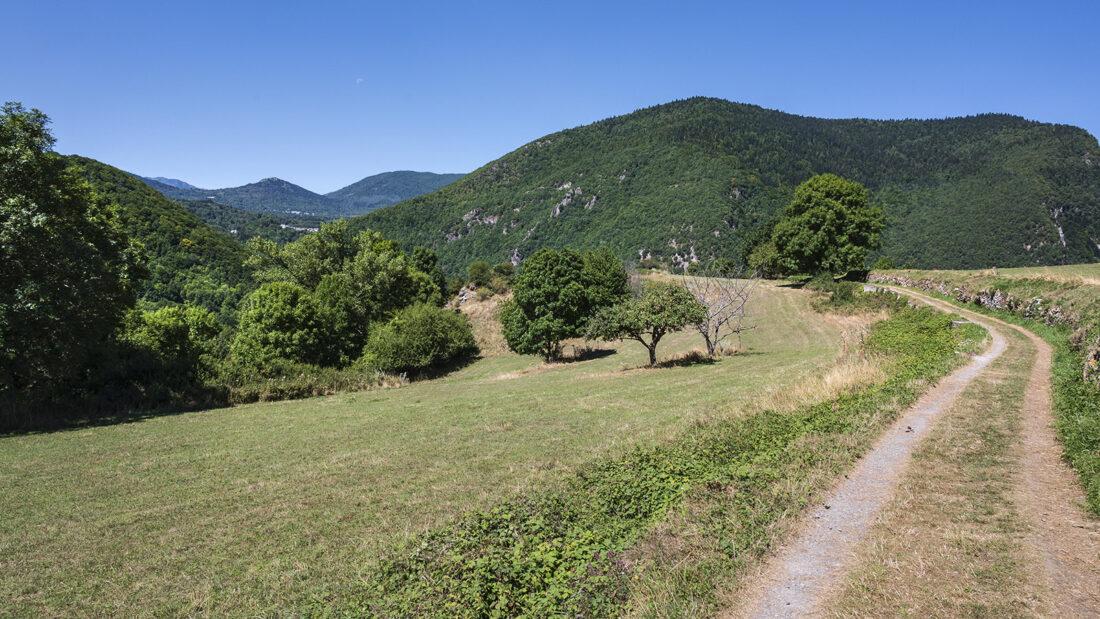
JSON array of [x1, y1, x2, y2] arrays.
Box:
[[361, 304, 478, 373], [467, 260, 493, 287], [124, 304, 222, 380], [229, 282, 329, 371], [221, 359, 402, 404]]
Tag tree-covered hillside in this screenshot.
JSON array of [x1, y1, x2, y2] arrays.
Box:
[[144, 176, 334, 216], [180, 199, 321, 243], [72, 156, 254, 319], [325, 170, 464, 215], [351, 97, 1100, 271]]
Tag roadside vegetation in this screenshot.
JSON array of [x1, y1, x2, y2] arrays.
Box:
[[872, 268, 1100, 515]]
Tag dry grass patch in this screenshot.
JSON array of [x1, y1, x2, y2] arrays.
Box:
[[457, 291, 511, 356]]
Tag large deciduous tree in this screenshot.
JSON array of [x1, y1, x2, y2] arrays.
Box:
[[0, 102, 143, 415], [586, 281, 706, 366], [770, 174, 884, 276], [500, 248, 629, 362]]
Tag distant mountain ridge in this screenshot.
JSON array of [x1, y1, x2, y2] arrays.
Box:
[[350, 97, 1100, 271], [147, 176, 196, 190], [326, 171, 465, 214], [141, 170, 464, 218]]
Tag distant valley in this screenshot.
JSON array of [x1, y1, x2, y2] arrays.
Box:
[[141, 170, 464, 218]]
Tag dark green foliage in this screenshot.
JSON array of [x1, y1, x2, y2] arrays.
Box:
[[340, 307, 974, 616], [71, 156, 253, 322], [582, 248, 631, 308], [0, 103, 143, 422], [350, 97, 1100, 271], [108, 304, 226, 408], [411, 246, 449, 299], [586, 281, 707, 366], [501, 248, 628, 361], [229, 282, 329, 371], [180, 199, 321, 243], [124, 304, 222, 381], [491, 261, 515, 280], [466, 260, 492, 287], [770, 174, 884, 275], [361, 304, 478, 374], [246, 221, 441, 365]]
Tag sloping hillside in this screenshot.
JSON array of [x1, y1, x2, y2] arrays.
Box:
[[351, 97, 1100, 271], [72, 157, 253, 318], [325, 170, 464, 214], [144, 176, 334, 216]]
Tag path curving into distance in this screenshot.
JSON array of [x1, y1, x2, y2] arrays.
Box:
[[894, 286, 1100, 616], [728, 286, 1100, 618]]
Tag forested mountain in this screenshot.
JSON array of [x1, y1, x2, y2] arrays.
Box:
[[73, 157, 253, 320], [351, 97, 1100, 271], [325, 171, 464, 214], [142, 170, 463, 218], [143, 176, 334, 216]]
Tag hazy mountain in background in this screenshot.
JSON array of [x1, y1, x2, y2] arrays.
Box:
[[141, 171, 464, 218], [325, 171, 465, 215]]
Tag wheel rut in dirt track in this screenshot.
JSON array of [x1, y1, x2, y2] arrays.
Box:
[[727, 289, 1006, 618], [898, 287, 1100, 617]]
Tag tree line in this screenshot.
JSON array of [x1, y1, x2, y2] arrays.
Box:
[[0, 104, 477, 430]]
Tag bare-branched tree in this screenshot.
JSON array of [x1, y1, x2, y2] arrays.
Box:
[[679, 262, 759, 356]]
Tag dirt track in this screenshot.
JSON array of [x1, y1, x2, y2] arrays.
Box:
[[727, 287, 1100, 617]]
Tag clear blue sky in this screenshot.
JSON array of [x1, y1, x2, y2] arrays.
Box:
[[3, 0, 1097, 193]]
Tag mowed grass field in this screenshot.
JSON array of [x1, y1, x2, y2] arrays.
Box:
[[1, 283, 846, 615]]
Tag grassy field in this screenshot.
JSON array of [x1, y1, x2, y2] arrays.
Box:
[[0, 283, 848, 616], [896, 262, 1100, 285]]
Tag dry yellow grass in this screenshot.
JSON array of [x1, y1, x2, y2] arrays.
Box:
[[457, 291, 511, 356]]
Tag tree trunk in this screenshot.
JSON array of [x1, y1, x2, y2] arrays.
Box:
[[647, 344, 657, 366]]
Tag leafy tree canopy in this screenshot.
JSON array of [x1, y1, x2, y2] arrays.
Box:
[[245, 220, 441, 365], [586, 281, 706, 366], [501, 248, 629, 361], [0, 102, 143, 412], [770, 174, 884, 276]]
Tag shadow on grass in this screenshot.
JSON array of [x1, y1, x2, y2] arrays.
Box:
[[555, 346, 617, 364], [654, 350, 717, 368], [2, 353, 484, 437]]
